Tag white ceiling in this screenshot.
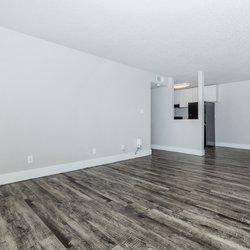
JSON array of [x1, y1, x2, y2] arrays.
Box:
[[0, 0, 250, 85]]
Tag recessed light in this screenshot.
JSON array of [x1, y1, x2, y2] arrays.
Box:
[[174, 83, 191, 89]]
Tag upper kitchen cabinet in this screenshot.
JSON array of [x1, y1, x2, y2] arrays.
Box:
[[174, 90, 181, 105], [179, 89, 189, 107], [204, 85, 218, 102], [174, 85, 217, 107], [174, 88, 198, 107]]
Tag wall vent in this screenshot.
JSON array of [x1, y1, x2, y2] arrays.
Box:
[[156, 75, 164, 83]]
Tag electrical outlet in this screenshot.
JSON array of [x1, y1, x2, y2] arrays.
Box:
[[92, 148, 97, 155], [135, 138, 142, 155], [136, 138, 142, 149], [27, 155, 33, 164], [121, 144, 125, 152]]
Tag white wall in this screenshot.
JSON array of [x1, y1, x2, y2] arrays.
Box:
[[151, 78, 204, 156], [216, 81, 250, 149], [0, 27, 153, 179]]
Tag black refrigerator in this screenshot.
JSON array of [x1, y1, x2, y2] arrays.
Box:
[[188, 102, 215, 147]]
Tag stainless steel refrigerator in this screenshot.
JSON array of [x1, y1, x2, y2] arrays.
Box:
[[204, 102, 215, 147], [188, 102, 215, 147]]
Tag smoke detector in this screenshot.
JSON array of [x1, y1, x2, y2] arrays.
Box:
[[156, 75, 164, 83]]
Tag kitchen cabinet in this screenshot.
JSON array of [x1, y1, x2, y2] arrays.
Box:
[[174, 90, 181, 105], [179, 89, 189, 107], [191, 88, 198, 102], [174, 88, 198, 107], [204, 85, 217, 102], [174, 85, 217, 107]]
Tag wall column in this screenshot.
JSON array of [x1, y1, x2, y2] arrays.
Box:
[[198, 71, 205, 155]]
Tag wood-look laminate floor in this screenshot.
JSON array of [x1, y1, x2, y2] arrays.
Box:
[[0, 147, 250, 250]]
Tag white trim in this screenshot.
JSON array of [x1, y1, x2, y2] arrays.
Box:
[[216, 142, 250, 150], [0, 150, 151, 186], [152, 144, 204, 156]]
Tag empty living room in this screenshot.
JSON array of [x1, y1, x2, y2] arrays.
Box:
[[0, 1, 250, 249]]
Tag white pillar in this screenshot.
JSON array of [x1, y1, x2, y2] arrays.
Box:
[[168, 77, 174, 119], [198, 71, 205, 155]]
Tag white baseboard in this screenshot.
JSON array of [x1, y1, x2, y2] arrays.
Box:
[[151, 144, 204, 156], [216, 142, 250, 150], [0, 150, 151, 186]]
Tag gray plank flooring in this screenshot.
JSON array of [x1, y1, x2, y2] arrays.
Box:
[[0, 147, 250, 249]]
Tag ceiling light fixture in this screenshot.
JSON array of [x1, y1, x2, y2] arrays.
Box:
[[174, 83, 191, 89]]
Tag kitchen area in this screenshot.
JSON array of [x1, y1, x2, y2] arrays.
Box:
[[174, 84, 218, 147]]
